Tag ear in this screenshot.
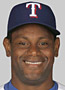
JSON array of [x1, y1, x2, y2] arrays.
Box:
[[3, 37, 11, 57], [54, 37, 60, 57]]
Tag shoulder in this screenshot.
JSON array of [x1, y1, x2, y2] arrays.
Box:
[[0, 85, 4, 90], [58, 82, 65, 90]]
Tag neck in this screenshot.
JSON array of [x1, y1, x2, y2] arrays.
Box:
[[11, 71, 54, 90]]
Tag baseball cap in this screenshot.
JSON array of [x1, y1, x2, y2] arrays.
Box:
[[7, 1, 60, 36]]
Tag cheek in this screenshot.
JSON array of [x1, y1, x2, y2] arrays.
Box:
[[40, 48, 55, 66], [11, 47, 28, 60], [41, 47, 54, 56], [11, 47, 28, 71]]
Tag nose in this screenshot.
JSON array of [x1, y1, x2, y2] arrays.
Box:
[[27, 45, 41, 56]]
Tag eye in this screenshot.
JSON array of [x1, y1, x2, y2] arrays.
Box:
[[17, 41, 30, 48], [38, 42, 48, 48], [39, 42, 48, 45], [18, 42, 27, 45]]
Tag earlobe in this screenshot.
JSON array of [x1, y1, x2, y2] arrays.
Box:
[[54, 37, 60, 57], [3, 37, 11, 57]]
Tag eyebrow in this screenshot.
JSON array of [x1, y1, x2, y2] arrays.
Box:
[[38, 37, 49, 40], [13, 36, 29, 40], [13, 35, 50, 41]]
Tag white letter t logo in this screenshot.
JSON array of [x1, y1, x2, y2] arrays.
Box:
[[26, 3, 42, 18]]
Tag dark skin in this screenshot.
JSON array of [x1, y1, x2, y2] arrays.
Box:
[[3, 24, 60, 90]]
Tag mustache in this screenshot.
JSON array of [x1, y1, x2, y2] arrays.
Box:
[[19, 55, 48, 62]]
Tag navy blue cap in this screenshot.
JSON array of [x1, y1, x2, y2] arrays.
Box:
[[7, 1, 60, 35]]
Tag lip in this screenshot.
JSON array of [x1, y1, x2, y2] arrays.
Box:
[[23, 59, 45, 68], [23, 59, 45, 63]]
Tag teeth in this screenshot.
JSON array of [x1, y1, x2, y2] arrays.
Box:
[[25, 61, 42, 65]]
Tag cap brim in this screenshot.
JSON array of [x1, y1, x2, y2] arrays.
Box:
[[8, 22, 60, 36]]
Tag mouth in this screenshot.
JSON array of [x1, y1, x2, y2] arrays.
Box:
[[22, 60, 46, 68], [24, 61, 42, 65], [20, 56, 48, 68]]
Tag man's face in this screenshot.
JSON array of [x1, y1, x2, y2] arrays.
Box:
[[4, 24, 60, 85]]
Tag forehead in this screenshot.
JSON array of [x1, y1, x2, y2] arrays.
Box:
[[11, 24, 54, 40]]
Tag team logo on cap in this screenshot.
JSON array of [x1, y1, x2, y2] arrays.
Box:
[[26, 3, 42, 18]]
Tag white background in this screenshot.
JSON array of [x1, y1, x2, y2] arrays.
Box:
[[0, 0, 65, 86]]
